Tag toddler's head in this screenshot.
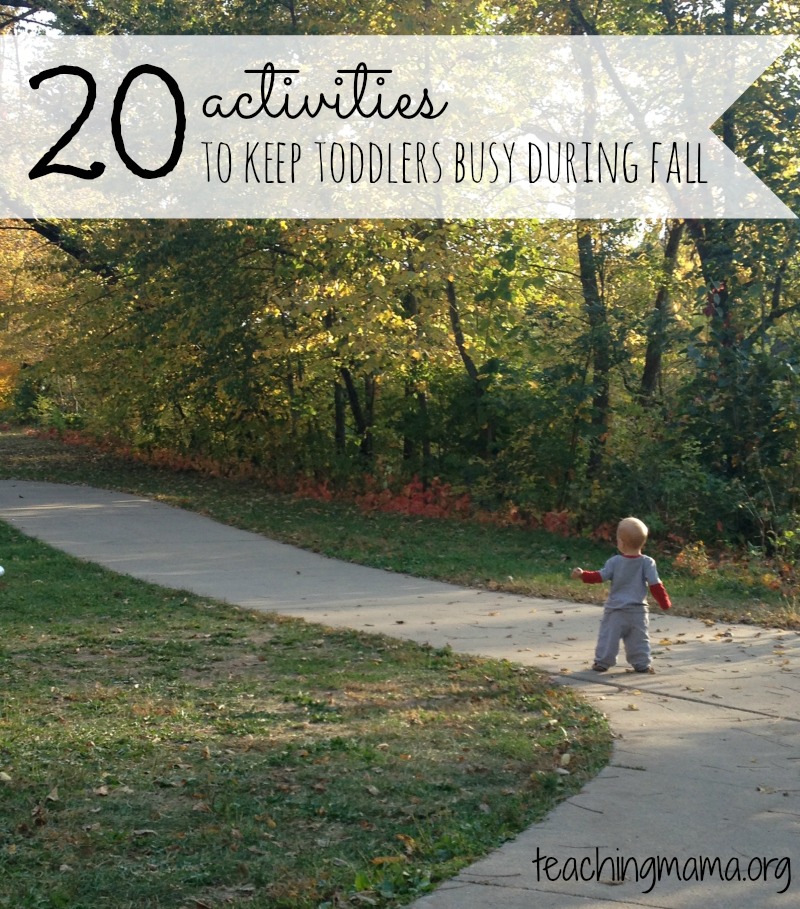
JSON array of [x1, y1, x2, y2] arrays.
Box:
[[617, 517, 648, 555]]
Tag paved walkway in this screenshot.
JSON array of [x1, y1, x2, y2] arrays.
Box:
[[0, 479, 798, 908]]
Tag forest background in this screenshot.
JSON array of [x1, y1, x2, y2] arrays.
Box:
[[2, 0, 800, 557]]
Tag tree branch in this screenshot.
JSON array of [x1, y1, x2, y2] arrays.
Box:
[[1, 1, 97, 34], [24, 219, 119, 283]]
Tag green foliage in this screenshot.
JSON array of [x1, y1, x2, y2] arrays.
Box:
[[7, 212, 800, 548], [11, 369, 82, 431]]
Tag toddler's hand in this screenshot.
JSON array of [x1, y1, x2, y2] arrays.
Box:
[[571, 567, 583, 579]]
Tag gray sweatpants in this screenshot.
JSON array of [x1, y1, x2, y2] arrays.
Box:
[[594, 605, 651, 671]]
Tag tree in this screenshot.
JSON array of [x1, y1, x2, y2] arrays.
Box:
[[4, 0, 800, 545]]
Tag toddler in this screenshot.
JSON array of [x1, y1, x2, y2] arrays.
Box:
[[571, 516, 671, 673]]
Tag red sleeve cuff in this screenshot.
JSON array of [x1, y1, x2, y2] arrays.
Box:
[[580, 571, 603, 584], [650, 582, 672, 610]]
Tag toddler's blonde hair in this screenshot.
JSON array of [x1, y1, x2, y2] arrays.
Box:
[[618, 517, 648, 550]]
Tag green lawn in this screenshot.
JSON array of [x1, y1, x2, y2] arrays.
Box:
[[0, 516, 610, 909]]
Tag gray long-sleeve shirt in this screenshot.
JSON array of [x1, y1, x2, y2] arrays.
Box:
[[598, 554, 662, 609]]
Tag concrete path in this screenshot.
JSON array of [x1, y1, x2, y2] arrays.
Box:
[[0, 479, 798, 908]]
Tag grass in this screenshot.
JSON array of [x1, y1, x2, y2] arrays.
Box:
[[0, 519, 611, 909], [0, 428, 794, 628]]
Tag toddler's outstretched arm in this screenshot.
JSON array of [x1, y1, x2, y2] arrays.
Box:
[[571, 567, 603, 583]]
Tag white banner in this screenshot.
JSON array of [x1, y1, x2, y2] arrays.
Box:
[[0, 35, 795, 219]]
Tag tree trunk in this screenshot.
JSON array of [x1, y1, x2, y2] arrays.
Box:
[[399, 283, 432, 472], [363, 374, 376, 462], [445, 274, 497, 457], [334, 381, 346, 455], [340, 366, 375, 463], [445, 276, 480, 385], [576, 222, 610, 480], [568, 0, 597, 34], [639, 220, 684, 400]]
